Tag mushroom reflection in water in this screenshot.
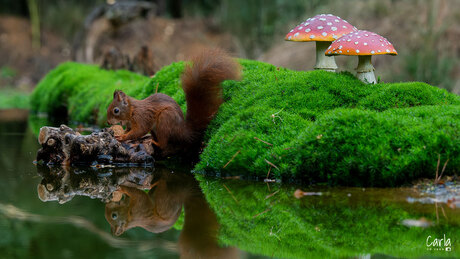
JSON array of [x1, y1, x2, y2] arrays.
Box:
[[285, 14, 358, 72], [326, 30, 398, 84]]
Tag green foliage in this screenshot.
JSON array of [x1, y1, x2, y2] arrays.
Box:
[[30, 62, 186, 125], [31, 60, 460, 186], [0, 89, 30, 109], [196, 175, 460, 258]]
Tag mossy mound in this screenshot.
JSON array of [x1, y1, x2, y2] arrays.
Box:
[[196, 60, 460, 186], [30, 62, 187, 125], [196, 175, 460, 258], [31, 60, 460, 186]]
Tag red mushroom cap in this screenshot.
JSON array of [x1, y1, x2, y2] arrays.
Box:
[[325, 30, 398, 56], [285, 14, 357, 42]]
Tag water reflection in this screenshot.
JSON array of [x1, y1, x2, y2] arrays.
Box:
[[37, 166, 153, 203], [36, 166, 239, 258]]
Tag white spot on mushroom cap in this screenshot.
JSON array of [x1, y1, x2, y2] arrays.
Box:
[[386, 49, 390, 52], [356, 49, 360, 53], [339, 50, 342, 53], [290, 29, 294, 33], [305, 22, 310, 26], [310, 35, 315, 39], [322, 32, 327, 36], [364, 42, 368, 46], [331, 27, 337, 31], [335, 19, 340, 22], [333, 35, 338, 39], [371, 51, 375, 54], [319, 18, 326, 21], [327, 22, 332, 25], [343, 25, 347, 29], [305, 28, 311, 32], [354, 41, 359, 45], [298, 26, 303, 30], [294, 32, 299, 37], [339, 45, 343, 49], [288, 36, 292, 40], [317, 26, 324, 29]]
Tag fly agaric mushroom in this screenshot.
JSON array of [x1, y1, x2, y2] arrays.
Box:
[[325, 30, 397, 84], [285, 14, 357, 72]]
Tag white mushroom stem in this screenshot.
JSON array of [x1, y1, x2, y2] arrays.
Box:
[[356, 55, 376, 84], [314, 41, 338, 72]]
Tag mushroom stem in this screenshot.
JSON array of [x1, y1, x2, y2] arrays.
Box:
[[314, 41, 338, 72], [356, 55, 376, 84]]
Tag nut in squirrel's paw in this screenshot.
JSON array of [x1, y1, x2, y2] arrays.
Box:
[[110, 125, 125, 137]]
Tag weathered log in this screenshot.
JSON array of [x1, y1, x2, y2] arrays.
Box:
[[36, 125, 155, 166]]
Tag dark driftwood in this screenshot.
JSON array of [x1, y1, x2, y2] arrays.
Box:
[[36, 125, 155, 166]]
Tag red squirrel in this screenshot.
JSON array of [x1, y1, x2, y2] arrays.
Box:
[[107, 49, 240, 155]]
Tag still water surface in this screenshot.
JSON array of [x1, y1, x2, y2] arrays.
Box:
[[0, 119, 458, 258]]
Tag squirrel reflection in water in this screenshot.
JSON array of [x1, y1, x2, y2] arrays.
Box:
[[105, 168, 238, 258]]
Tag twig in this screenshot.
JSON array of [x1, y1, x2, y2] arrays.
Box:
[[435, 202, 439, 224], [434, 154, 449, 184], [155, 82, 159, 93], [223, 184, 239, 204], [223, 150, 240, 168], [252, 208, 270, 218], [264, 159, 279, 170], [440, 205, 448, 220], [435, 154, 441, 181], [438, 158, 449, 181], [265, 190, 280, 200], [266, 166, 272, 179], [223, 176, 241, 180], [254, 137, 273, 146]]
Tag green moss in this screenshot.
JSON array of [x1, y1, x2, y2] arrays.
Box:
[[30, 62, 186, 125], [0, 89, 30, 109], [196, 60, 460, 186], [196, 175, 460, 258], [31, 60, 460, 185]]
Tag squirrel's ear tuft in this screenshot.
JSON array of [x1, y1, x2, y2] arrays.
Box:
[[113, 90, 120, 99], [118, 91, 128, 106]]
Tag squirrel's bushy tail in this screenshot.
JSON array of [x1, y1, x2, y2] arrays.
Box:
[[181, 48, 240, 139]]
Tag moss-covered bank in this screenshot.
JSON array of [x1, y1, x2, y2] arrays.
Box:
[[30, 60, 460, 186], [196, 175, 460, 258], [0, 89, 30, 109]]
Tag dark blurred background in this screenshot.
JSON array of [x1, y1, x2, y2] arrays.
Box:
[[0, 0, 459, 97]]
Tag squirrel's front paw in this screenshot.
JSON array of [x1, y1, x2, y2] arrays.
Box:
[[115, 134, 127, 142]]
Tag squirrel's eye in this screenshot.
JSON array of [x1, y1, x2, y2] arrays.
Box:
[[113, 108, 120, 115], [111, 212, 118, 220]]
